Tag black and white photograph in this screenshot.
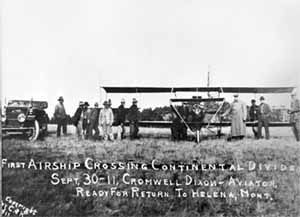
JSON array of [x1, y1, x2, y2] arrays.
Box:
[[1, 0, 300, 216]]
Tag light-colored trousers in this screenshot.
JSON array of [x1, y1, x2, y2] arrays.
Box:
[[76, 120, 84, 139], [116, 125, 125, 140], [101, 123, 114, 140]]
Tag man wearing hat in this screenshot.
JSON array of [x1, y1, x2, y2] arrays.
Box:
[[72, 101, 84, 139], [222, 94, 247, 140], [99, 100, 114, 141], [82, 102, 90, 138], [54, 96, 67, 137], [257, 96, 271, 139], [127, 98, 140, 139], [87, 102, 100, 140], [289, 92, 300, 141], [249, 99, 259, 139], [116, 99, 127, 140]]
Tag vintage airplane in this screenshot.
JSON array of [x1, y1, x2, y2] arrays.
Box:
[[101, 86, 295, 143]]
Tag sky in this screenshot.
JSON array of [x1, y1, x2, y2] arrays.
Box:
[[1, 0, 300, 116]]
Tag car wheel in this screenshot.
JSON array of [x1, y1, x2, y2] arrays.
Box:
[[28, 120, 39, 141], [39, 124, 48, 139]]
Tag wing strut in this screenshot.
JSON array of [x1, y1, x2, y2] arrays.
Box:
[[206, 87, 225, 132]]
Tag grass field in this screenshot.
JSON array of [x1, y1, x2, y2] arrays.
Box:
[[2, 127, 300, 217], [47, 124, 296, 140]]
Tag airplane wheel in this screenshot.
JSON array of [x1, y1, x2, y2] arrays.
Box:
[[28, 120, 39, 141]]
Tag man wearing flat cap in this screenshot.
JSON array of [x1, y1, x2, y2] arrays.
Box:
[[127, 98, 140, 139], [289, 91, 300, 141], [257, 96, 271, 139], [222, 94, 247, 140], [87, 102, 100, 140], [99, 100, 114, 141], [54, 96, 67, 137]]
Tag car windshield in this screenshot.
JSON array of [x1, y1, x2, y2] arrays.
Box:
[[7, 100, 47, 109], [7, 101, 30, 107]]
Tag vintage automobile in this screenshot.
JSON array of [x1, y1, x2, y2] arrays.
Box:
[[1, 100, 49, 141]]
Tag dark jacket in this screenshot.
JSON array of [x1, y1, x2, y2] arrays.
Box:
[[88, 108, 100, 124], [116, 105, 127, 125], [258, 103, 271, 121], [72, 107, 83, 126], [249, 104, 259, 121], [127, 104, 139, 122]]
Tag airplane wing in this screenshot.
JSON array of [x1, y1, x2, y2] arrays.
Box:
[[113, 121, 292, 128], [102, 86, 295, 94]]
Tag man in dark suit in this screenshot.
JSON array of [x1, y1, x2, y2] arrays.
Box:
[[127, 98, 140, 139], [249, 99, 259, 139], [87, 102, 100, 140], [257, 96, 271, 139], [116, 99, 127, 139], [73, 101, 84, 139], [171, 106, 187, 141], [82, 102, 90, 138]]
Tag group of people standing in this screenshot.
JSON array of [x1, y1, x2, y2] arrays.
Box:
[[223, 94, 272, 140], [223, 92, 300, 141], [54, 97, 140, 141], [54, 92, 300, 142], [73, 101, 98, 140]]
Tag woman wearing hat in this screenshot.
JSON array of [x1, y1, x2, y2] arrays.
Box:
[[99, 100, 114, 141]]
